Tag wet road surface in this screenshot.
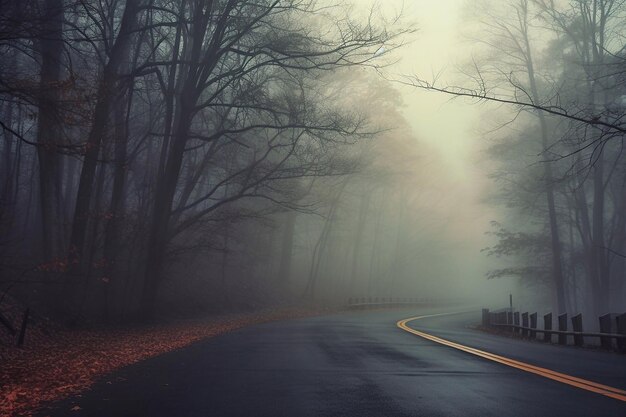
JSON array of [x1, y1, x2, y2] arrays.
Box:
[[37, 308, 626, 416]]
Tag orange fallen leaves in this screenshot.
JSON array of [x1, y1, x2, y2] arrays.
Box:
[[0, 307, 326, 417]]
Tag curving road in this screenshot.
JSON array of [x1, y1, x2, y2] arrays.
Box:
[[38, 308, 626, 416]]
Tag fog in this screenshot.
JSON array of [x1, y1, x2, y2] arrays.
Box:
[[1, 0, 624, 325]]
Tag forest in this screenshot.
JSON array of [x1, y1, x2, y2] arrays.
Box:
[[3, 2, 626, 417], [455, 0, 626, 319], [1, 0, 625, 328], [0, 0, 428, 324]]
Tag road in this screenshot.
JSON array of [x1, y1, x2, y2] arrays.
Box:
[[38, 308, 626, 417]]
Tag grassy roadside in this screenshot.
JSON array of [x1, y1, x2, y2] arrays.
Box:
[[1, 306, 334, 417]]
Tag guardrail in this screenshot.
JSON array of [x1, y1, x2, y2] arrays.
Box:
[[0, 306, 29, 347], [482, 309, 626, 353], [346, 297, 431, 310]]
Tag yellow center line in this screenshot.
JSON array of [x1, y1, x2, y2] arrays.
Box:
[[397, 313, 626, 402]]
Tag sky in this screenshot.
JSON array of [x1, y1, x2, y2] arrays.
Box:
[[353, 0, 516, 302], [379, 1, 496, 239]]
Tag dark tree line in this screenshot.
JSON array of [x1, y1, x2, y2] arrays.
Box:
[[0, 0, 409, 321], [454, 0, 626, 317]]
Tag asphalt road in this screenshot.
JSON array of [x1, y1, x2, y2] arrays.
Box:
[[38, 308, 626, 417]]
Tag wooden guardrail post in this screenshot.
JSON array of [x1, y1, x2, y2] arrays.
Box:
[[480, 306, 626, 350], [558, 314, 567, 345], [0, 310, 16, 336], [599, 314, 613, 350], [530, 313, 537, 339], [17, 308, 29, 347], [543, 313, 552, 343], [571, 314, 583, 346], [522, 312, 529, 337], [617, 313, 626, 353]]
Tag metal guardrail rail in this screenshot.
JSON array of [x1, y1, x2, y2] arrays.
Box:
[[482, 308, 626, 352], [489, 323, 626, 339], [347, 298, 432, 309]]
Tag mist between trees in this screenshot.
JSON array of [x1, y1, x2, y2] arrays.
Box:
[[446, 0, 626, 319], [1, 0, 625, 325]]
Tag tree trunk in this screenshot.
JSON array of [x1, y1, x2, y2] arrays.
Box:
[[608, 181, 626, 311], [36, 0, 64, 261], [138, 1, 212, 319], [277, 210, 297, 285], [140, 95, 195, 319], [367, 194, 385, 296], [102, 93, 130, 320], [304, 202, 338, 299], [1, 102, 16, 215], [389, 197, 407, 297], [69, 0, 140, 267], [349, 189, 371, 289], [520, 11, 567, 313], [590, 154, 609, 315]]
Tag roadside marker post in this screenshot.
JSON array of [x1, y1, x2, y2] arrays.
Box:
[[571, 314, 584, 347], [530, 313, 537, 339], [543, 313, 552, 343], [599, 314, 612, 350], [558, 314, 568, 345], [522, 313, 529, 338]]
